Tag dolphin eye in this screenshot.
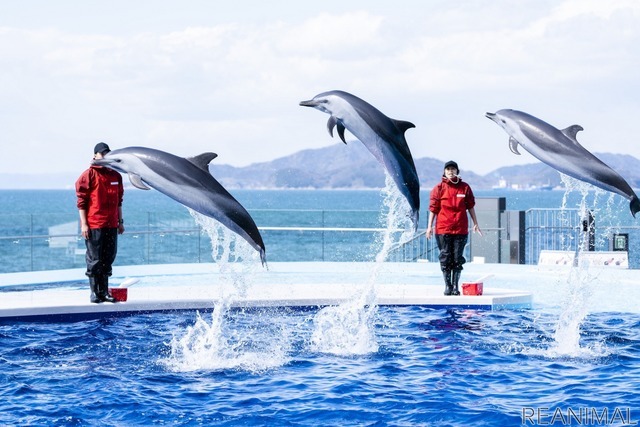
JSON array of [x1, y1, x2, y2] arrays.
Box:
[[501, 119, 506, 124]]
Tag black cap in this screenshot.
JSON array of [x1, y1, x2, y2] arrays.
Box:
[[94, 142, 111, 155], [444, 160, 459, 171]]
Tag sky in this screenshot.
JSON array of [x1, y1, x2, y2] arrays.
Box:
[[1, 0, 639, 177]]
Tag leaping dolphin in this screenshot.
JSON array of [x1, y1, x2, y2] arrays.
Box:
[[300, 90, 420, 231], [93, 146, 267, 265], [486, 109, 640, 217]]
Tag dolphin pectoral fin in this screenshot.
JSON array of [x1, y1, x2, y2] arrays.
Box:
[[509, 137, 521, 155], [561, 125, 584, 143], [326, 116, 347, 143], [129, 173, 151, 190], [337, 123, 347, 144], [327, 116, 337, 137], [187, 152, 218, 172]]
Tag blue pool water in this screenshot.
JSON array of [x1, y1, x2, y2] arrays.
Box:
[[2, 186, 640, 426], [2, 306, 639, 426]]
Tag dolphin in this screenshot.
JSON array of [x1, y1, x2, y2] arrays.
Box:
[[486, 109, 640, 217], [299, 90, 420, 231], [92, 146, 267, 265]]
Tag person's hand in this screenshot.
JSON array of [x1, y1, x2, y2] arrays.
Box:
[[473, 224, 483, 236], [81, 225, 90, 240], [118, 223, 125, 235], [426, 227, 433, 239]]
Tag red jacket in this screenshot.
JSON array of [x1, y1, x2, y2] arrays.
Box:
[[429, 177, 475, 235], [76, 165, 124, 229]]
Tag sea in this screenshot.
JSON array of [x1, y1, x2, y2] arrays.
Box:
[[0, 186, 638, 273], [1, 187, 640, 426]]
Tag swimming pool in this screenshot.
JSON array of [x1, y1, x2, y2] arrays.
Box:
[[1, 262, 639, 426]]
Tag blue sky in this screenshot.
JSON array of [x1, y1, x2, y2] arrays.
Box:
[[1, 0, 638, 176]]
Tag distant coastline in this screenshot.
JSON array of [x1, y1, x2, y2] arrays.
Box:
[[2, 143, 639, 191]]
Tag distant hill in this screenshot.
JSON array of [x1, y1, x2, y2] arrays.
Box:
[[210, 143, 640, 191], [1, 142, 639, 190], [485, 153, 640, 190]]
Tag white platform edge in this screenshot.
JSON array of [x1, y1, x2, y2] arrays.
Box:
[[0, 262, 535, 320]]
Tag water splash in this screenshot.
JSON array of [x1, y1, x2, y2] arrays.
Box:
[[162, 210, 278, 372], [375, 176, 415, 262], [162, 308, 291, 373], [310, 175, 413, 356], [310, 296, 379, 356], [544, 175, 609, 357], [546, 266, 603, 358], [189, 209, 261, 295]]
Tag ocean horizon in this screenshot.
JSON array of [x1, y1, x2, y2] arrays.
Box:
[[1, 187, 638, 273]]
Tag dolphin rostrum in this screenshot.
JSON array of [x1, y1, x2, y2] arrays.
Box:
[[93, 146, 267, 265], [300, 90, 420, 231], [486, 109, 640, 217]]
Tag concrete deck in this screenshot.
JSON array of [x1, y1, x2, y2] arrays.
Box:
[[0, 283, 533, 322], [0, 262, 535, 322]]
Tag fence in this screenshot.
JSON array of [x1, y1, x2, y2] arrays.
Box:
[[524, 208, 640, 267], [1, 208, 638, 273]]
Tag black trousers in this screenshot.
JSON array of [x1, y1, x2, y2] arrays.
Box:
[[435, 234, 468, 271], [85, 228, 118, 278]]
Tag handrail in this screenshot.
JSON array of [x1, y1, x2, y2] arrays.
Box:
[[0, 226, 414, 242], [1, 208, 638, 271]]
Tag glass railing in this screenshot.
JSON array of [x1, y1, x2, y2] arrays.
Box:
[[0, 210, 424, 273], [2, 208, 638, 273]]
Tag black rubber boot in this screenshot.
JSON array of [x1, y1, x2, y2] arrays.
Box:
[[451, 270, 462, 296], [89, 276, 101, 304], [442, 270, 453, 296], [97, 275, 117, 303]]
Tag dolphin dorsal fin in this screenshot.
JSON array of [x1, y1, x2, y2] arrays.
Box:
[[187, 152, 218, 172], [509, 137, 521, 155], [393, 119, 416, 134], [128, 173, 151, 190], [561, 125, 584, 142]]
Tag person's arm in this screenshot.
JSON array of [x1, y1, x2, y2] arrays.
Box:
[[117, 206, 125, 234], [76, 170, 91, 240], [79, 209, 90, 239], [426, 184, 440, 239], [426, 211, 436, 239], [117, 174, 125, 235]]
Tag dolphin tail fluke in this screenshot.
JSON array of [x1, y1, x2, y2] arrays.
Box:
[[411, 209, 419, 233], [259, 248, 268, 268], [630, 195, 640, 218]]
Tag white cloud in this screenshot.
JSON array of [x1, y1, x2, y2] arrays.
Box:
[[279, 11, 385, 57], [0, 1, 640, 177]]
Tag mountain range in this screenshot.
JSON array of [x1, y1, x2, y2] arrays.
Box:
[[2, 142, 640, 190], [201, 142, 640, 191]]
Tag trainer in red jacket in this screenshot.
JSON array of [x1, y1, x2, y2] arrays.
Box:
[[427, 160, 482, 296], [75, 142, 125, 303]]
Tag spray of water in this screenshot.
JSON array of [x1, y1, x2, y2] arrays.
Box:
[[187, 209, 261, 296], [544, 175, 610, 357], [163, 308, 292, 372], [162, 210, 287, 372], [310, 175, 413, 355]]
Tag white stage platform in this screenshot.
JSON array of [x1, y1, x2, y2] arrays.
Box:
[[0, 262, 536, 322]]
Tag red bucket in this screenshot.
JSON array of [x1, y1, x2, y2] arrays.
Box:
[[109, 287, 128, 302], [462, 282, 483, 296]]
